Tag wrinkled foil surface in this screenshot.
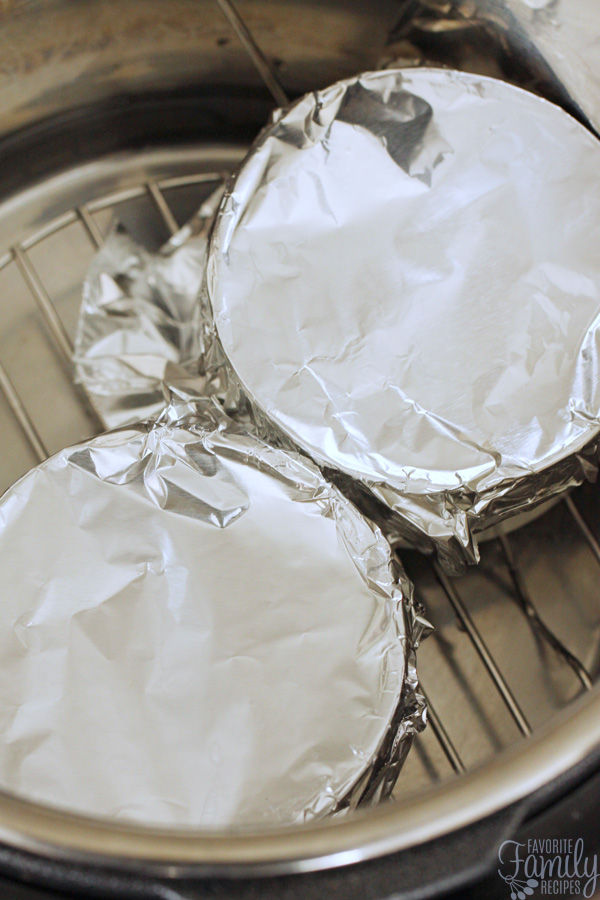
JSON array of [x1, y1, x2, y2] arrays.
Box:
[[208, 68, 600, 568], [0, 386, 425, 828], [74, 187, 223, 430]]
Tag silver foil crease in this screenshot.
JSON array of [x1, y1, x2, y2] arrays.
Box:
[[207, 68, 600, 571], [74, 187, 224, 430], [0, 385, 426, 829]]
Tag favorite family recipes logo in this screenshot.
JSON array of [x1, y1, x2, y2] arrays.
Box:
[[498, 839, 599, 898]]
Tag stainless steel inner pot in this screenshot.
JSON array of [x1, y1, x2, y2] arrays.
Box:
[[0, 0, 599, 893]]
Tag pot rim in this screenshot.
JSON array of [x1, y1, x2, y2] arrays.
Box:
[[0, 687, 597, 878]]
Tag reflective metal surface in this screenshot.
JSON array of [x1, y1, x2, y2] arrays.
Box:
[[0, 0, 404, 146], [391, 0, 600, 135], [208, 68, 600, 569], [498, 0, 600, 133], [0, 0, 599, 884], [0, 387, 421, 828], [0, 142, 598, 874], [74, 185, 225, 430]]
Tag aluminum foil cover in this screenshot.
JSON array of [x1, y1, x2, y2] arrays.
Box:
[[74, 187, 224, 430], [207, 68, 600, 569], [0, 386, 425, 829]]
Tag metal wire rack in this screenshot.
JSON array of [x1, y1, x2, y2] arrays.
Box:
[[0, 0, 599, 805]]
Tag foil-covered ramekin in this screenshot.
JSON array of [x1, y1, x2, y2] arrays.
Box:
[[0, 385, 426, 829], [207, 67, 600, 571]]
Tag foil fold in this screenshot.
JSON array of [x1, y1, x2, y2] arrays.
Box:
[[0, 385, 425, 828], [74, 186, 224, 430], [207, 68, 600, 571]]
